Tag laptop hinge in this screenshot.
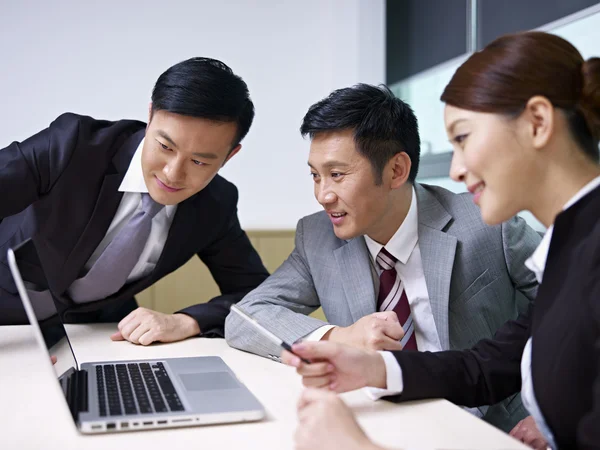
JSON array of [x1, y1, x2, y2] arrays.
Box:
[[62, 368, 89, 420]]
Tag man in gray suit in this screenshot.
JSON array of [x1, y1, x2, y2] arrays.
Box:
[[225, 84, 541, 432]]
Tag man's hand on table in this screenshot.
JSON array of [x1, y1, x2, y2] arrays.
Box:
[[110, 308, 200, 345]]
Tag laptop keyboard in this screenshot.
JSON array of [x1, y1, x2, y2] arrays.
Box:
[[95, 362, 184, 416]]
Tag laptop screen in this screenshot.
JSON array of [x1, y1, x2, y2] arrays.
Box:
[[11, 239, 79, 381]]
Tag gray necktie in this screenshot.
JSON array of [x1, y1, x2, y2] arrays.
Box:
[[68, 193, 164, 303]]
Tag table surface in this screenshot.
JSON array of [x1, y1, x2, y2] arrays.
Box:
[[0, 324, 528, 450]]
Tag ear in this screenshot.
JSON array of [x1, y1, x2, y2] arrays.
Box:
[[522, 96, 554, 150], [389, 152, 412, 189], [222, 144, 242, 167]]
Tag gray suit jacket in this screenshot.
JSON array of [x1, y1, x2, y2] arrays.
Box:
[[225, 183, 541, 431]]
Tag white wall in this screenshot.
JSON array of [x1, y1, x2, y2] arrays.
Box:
[[0, 0, 385, 229]]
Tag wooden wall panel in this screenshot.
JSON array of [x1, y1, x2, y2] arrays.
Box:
[[137, 230, 326, 322]]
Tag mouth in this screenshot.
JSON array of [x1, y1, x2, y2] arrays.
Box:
[[467, 181, 485, 204], [327, 211, 347, 225], [155, 176, 183, 193]]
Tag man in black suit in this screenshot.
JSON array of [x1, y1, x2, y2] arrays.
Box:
[[0, 57, 269, 344]]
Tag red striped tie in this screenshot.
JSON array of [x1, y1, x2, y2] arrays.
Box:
[[376, 248, 418, 351]]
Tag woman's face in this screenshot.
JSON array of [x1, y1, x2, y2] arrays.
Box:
[[444, 105, 539, 225]]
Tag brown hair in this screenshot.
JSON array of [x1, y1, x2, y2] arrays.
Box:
[[441, 31, 600, 162]]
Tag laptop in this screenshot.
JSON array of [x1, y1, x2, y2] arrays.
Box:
[[7, 239, 265, 433]]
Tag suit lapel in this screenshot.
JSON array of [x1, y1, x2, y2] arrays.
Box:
[[57, 130, 144, 294], [152, 198, 198, 276], [57, 174, 124, 294], [415, 184, 457, 351], [334, 237, 377, 323], [152, 187, 213, 276]]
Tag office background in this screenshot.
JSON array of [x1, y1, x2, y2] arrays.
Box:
[[1, 0, 599, 313]]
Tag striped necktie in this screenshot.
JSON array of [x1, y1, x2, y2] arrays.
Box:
[[376, 247, 418, 351]]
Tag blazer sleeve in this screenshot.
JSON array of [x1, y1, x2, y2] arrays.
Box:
[[224, 218, 329, 357], [385, 302, 532, 407], [0, 114, 81, 219], [501, 215, 541, 301], [177, 191, 269, 338], [579, 266, 600, 448]]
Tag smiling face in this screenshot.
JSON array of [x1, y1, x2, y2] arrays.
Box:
[[308, 130, 412, 243], [445, 104, 539, 225], [141, 109, 241, 205]]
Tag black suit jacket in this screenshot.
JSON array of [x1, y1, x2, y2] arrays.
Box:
[[387, 185, 600, 449], [0, 113, 269, 336]]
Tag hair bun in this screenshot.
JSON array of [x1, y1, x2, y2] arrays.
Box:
[[578, 57, 600, 141]]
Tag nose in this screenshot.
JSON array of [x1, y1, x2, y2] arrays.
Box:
[[315, 182, 337, 206], [449, 150, 467, 183], [163, 156, 185, 185]]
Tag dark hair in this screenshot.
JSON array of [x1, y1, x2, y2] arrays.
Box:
[[442, 31, 600, 162], [151, 57, 254, 148], [300, 84, 421, 184]]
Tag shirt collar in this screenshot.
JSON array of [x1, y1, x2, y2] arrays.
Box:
[[525, 175, 600, 283], [364, 186, 418, 265], [117, 138, 177, 218], [118, 138, 148, 193]]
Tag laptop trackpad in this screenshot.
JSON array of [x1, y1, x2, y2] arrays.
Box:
[[180, 372, 239, 391]]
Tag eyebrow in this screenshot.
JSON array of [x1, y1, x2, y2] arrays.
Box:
[[192, 152, 219, 160], [307, 160, 350, 170], [156, 130, 219, 160], [446, 118, 467, 135], [156, 130, 178, 149]]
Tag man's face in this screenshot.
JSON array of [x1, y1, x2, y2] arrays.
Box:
[[142, 109, 240, 205], [308, 130, 404, 243]]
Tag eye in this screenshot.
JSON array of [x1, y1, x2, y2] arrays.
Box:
[[452, 134, 468, 145], [157, 140, 171, 151], [192, 159, 206, 166], [331, 172, 343, 179], [310, 172, 319, 179]]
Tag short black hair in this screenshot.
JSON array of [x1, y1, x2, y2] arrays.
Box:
[[151, 57, 254, 148], [300, 84, 420, 184]]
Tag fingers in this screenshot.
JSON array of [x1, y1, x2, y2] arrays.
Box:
[[302, 373, 335, 389], [50, 355, 57, 365], [127, 323, 152, 345], [291, 341, 341, 362], [110, 331, 124, 341], [285, 348, 337, 390], [379, 320, 405, 341], [298, 387, 337, 411], [118, 317, 142, 342], [509, 419, 524, 438], [138, 329, 157, 346], [364, 323, 404, 350], [281, 350, 301, 367], [371, 311, 400, 323], [295, 361, 336, 390], [510, 417, 548, 450], [375, 335, 404, 351], [116, 308, 140, 332]]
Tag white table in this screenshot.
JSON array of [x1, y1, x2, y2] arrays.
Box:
[[0, 324, 527, 450]]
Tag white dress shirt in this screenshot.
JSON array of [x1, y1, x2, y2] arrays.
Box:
[[81, 139, 177, 285], [520, 175, 600, 449]]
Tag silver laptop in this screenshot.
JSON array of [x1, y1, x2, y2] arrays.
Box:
[[7, 240, 265, 434]]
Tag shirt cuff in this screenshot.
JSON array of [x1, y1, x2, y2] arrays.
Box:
[[364, 351, 404, 400], [303, 325, 336, 342]]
